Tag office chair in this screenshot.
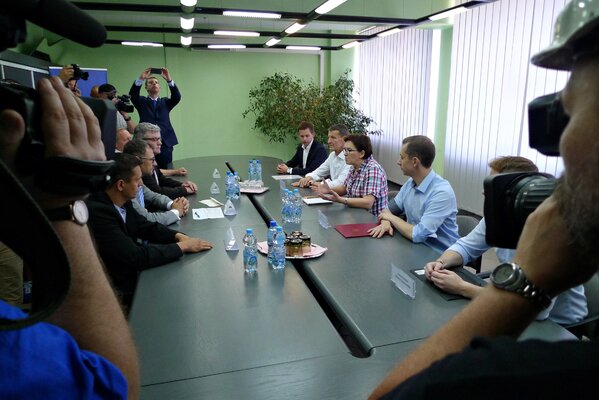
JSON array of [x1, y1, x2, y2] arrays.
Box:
[[565, 273, 599, 339], [456, 215, 483, 273]]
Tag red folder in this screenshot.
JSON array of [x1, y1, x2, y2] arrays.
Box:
[[334, 223, 379, 238]]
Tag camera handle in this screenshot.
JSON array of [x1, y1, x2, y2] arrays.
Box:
[[0, 157, 70, 330]]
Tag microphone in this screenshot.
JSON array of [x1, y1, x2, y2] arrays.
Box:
[[0, 0, 106, 48]]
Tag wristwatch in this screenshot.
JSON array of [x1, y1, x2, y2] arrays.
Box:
[[44, 200, 89, 225], [490, 262, 551, 308]]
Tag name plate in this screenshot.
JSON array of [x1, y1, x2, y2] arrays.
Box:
[[391, 264, 416, 299]]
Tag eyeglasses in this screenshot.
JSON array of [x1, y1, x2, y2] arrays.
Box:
[[140, 157, 156, 162], [343, 148, 359, 154], [143, 137, 161, 142]]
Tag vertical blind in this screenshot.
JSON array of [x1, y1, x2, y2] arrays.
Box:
[[444, 0, 569, 214], [356, 29, 433, 185]]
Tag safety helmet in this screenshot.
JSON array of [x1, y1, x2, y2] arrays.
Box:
[[532, 0, 599, 70]]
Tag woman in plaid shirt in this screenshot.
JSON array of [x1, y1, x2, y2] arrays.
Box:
[[317, 134, 388, 216]]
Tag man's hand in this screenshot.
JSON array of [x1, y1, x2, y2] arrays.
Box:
[[161, 68, 172, 82], [175, 233, 213, 253], [298, 176, 313, 187], [424, 260, 445, 280], [276, 163, 289, 174], [173, 167, 187, 176], [58, 65, 74, 83], [430, 270, 465, 295], [182, 181, 197, 193], [368, 220, 393, 238], [378, 209, 395, 223], [171, 198, 187, 217], [139, 68, 151, 80]]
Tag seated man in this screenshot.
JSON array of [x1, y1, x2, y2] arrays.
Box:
[[123, 140, 189, 225], [133, 122, 197, 199], [86, 154, 212, 308], [368, 135, 460, 252], [115, 128, 132, 153], [276, 121, 328, 176], [295, 124, 352, 188], [425, 156, 587, 325]]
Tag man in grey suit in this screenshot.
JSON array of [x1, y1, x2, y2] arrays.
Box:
[[123, 140, 189, 225]]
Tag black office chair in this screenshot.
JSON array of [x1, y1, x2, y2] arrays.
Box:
[[566, 273, 599, 339], [456, 215, 482, 273]]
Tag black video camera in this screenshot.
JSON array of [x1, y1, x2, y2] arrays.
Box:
[[484, 91, 567, 248], [115, 94, 134, 113], [71, 63, 89, 80]]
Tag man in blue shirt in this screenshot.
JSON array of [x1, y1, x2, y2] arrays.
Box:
[[369, 135, 460, 253]]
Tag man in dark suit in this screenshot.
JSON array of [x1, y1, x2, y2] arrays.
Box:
[[129, 67, 181, 169], [276, 121, 328, 176], [87, 154, 212, 309]]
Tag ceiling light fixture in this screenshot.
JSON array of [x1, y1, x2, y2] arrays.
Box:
[[180, 16, 194, 31], [208, 44, 246, 49], [377, 28, 401, 38], [121, 41, 164, 47], [342, 41, 360, 49], [180, 35, 192, 46], [428, 6, 468, 21], [286, 45, 321, 51], [285, 22, 306, 34], [214, 30, 260, 37], [223, 10, 282, 19], [357, 25, 377, 35], [315, 0, 348, 15], [180, 0, 197, 14], [265, 38, 281, 47]]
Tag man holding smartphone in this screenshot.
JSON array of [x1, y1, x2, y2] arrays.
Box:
[[129, 67, 181, 169]]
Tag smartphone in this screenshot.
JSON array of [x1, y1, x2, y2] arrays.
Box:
[[150, 67, 163, 74]]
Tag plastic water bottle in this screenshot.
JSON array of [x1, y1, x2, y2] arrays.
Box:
[[267, 220, 277, 267], [232, 172, 241, 199], [281, 189, 292, 223], [248, 159, 255, 183], [242, 228, 258, 273], [255, 160, 263, 186], [292, 189, 303, 223], [225, 171, 233, 199], [272, 226, 286, 270]]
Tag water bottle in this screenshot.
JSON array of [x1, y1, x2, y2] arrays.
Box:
[[281, 189, 292, 223], [272, 226, 286, 270], [267, 220, 277, 267], [242, 228, 258, 273], [255, 159, 263, 186], [232, 172, 241, 199], [248, 159, 254, 183], [225, 171, 233, 199], [292, 189, 303, 223]]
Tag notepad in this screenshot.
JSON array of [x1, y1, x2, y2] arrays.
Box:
[[302, 196, 333, 205], [334, 223, 379, 238]]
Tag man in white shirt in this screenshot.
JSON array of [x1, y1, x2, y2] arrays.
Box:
[[276, 121, 328, 176], [295, 124, 352, 188]]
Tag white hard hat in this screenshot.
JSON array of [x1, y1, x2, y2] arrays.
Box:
[[532, 0, 599, 70]]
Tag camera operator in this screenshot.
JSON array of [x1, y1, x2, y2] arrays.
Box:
[[98, 83, 136, 134], [0, 77, 138, 397], [65, 77, 81, 97], [370, 1, 599, 398]]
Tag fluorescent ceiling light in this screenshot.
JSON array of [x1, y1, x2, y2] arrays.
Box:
[[223, 10, 282, 19], [342, 41, 360, 49], [286, 46, 321, 51], [315, 0, 347, 15], [180, 16, 194, 30], [214, 30, 260, 37], [377, 28, 401, 38], [357, 25, 377, 35], [208, 44, 246, 49], [180, 0, 197, 6], [121, 41, 163, 47], [265, 38, 281, 47], [180, 36, 192, 46], [285, 23, 306, 34], [428, 6, 468, 21]]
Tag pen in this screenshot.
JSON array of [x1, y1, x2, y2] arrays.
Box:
[[210, 197, 224, 205]]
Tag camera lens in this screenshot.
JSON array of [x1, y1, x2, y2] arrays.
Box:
[[511, 175, 556, 221]]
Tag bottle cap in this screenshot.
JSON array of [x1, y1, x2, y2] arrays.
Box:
[[246, 228, 253, 234], [269, 220, 277, 227]]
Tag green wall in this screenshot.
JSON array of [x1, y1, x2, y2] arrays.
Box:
[[38, 40, 355, 163]]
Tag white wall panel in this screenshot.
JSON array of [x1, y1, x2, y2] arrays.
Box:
[[445, 0, 569, 214]]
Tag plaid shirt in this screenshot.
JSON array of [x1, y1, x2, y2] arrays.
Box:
[[343, 156, 388, 216]]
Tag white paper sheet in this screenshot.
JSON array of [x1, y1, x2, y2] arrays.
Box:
[[271, 175, 302, 180], [192, 208, 225, 220]]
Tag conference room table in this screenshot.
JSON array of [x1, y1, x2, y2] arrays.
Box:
[[130, 155, 577, 399]]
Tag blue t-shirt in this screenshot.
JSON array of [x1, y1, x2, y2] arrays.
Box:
[[0, 301, 127, 399]]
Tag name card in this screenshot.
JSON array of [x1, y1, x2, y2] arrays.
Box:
[[391, 264, 416, 299]]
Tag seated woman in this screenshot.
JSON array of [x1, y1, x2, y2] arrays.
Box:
[[316, 134, 388, 216]]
